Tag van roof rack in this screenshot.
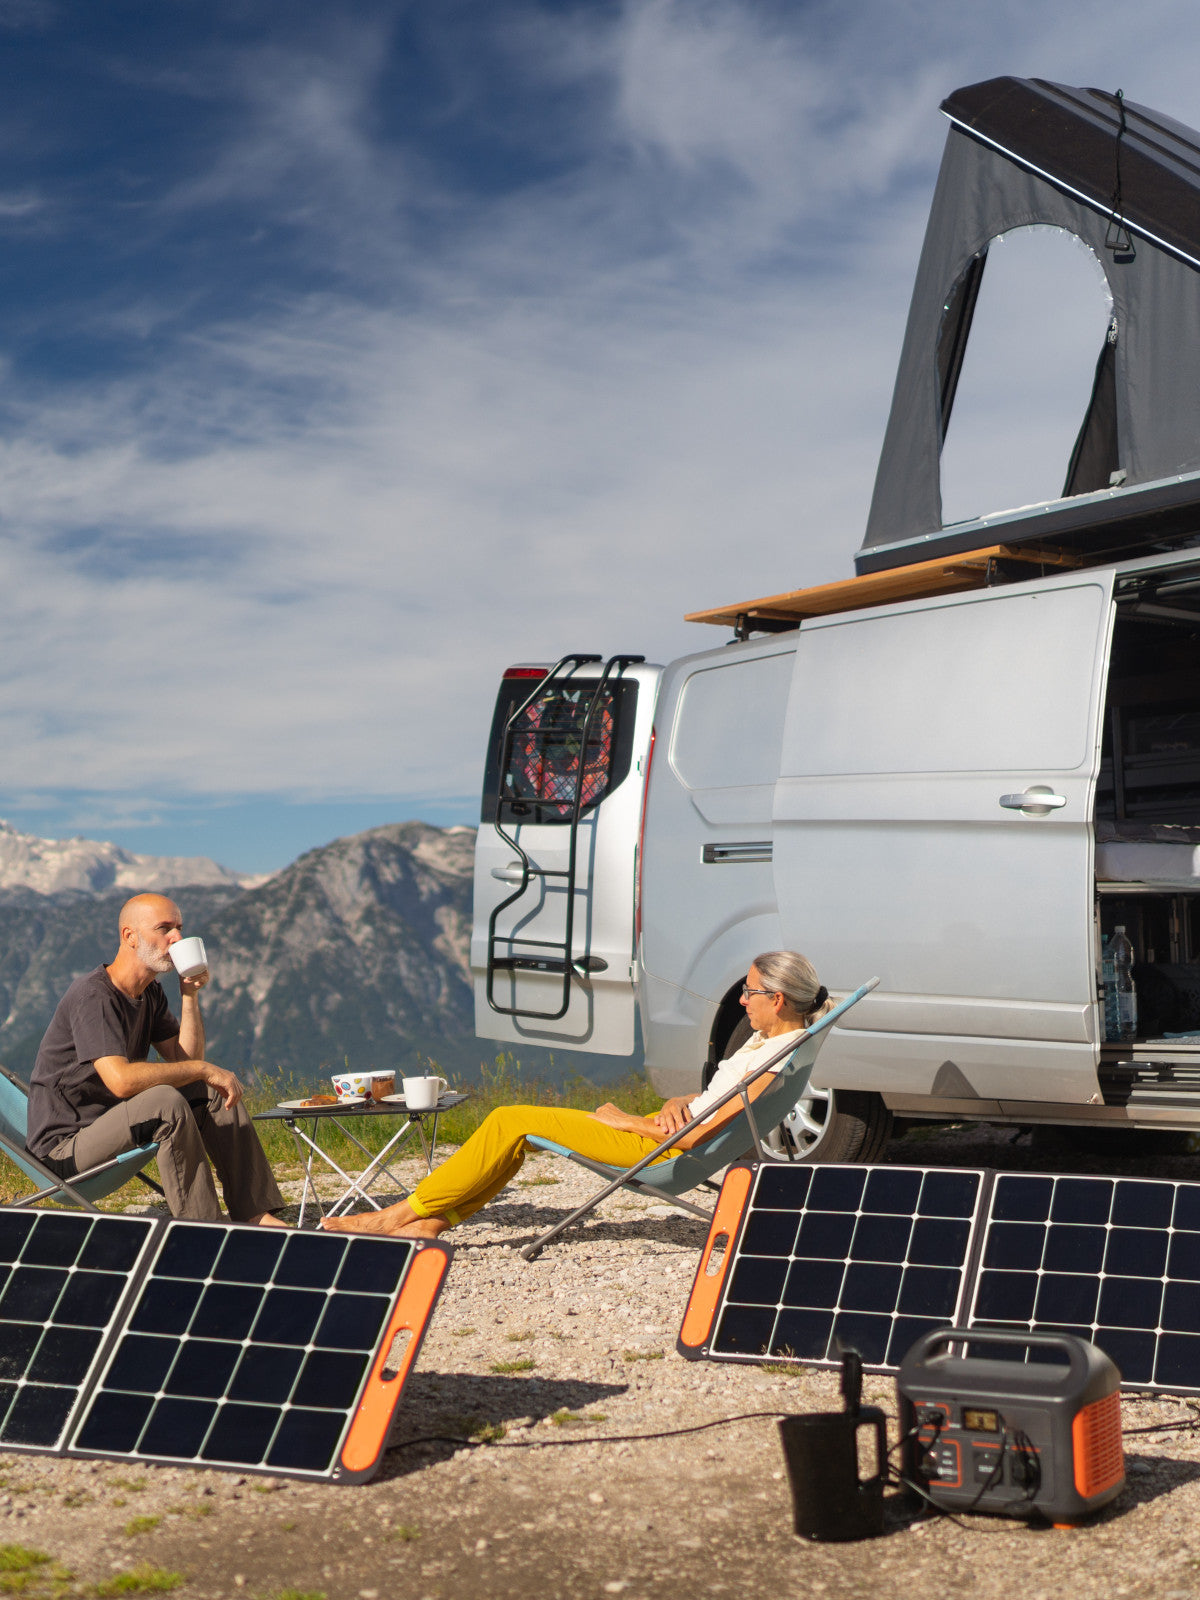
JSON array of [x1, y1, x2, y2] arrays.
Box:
[[685, 543, 1080, 633]]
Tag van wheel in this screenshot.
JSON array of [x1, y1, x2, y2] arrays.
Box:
[[781, 1087, 893, 1164]]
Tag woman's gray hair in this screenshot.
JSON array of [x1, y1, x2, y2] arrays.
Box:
[[751, 950, 835, 1022]]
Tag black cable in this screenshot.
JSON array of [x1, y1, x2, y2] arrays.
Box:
[[392, 1408, 792, 1453]]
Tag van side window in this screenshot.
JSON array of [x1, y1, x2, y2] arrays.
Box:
[[481, 680, 637, 825]]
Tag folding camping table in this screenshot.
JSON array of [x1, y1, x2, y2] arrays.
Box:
[[253, 1091, 468, 1227]]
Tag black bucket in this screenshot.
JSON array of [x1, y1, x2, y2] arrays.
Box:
[[777, 1407, 887, 1541]]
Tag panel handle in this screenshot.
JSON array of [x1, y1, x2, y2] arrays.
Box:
[[999, 790, 1067, 813]]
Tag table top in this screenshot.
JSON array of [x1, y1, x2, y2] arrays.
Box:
[[253, 1092, 468, 1123]]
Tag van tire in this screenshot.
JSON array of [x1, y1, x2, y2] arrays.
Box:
[[795, 1089, 893, 1164]]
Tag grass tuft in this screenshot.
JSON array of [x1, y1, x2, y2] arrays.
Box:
[[623, 1349, 665, 1363], [0, 1550, 48, 1574], [489, 1358, 536, 1374], [93, 1567, 184, 1595], [122, 1517, 160, 1537]]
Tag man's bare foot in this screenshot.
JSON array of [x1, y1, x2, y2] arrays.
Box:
[[320, 1210, 449, 1238], [248, 1211, 290, 1228]]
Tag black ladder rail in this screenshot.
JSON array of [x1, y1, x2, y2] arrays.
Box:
[[486, 652, 645, 1021]]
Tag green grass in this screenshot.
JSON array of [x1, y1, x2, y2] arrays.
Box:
[[623, 1349, 664, 1363], [0, 1551, 49, 1574], [93, 1569, 183, 1596], [122, 1517, 160, 1537], [490, 1357, 536, 1374], [265, 1591, 327, 1600], [0, 1053, 660, 1205]]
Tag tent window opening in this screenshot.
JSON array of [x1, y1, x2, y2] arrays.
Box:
[[938, 225, 1114, 528]]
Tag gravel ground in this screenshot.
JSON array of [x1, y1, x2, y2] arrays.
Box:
[[5, 1126, 1200, 1599]]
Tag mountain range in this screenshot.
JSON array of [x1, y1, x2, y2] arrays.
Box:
[[0, 819, 637, 1091]]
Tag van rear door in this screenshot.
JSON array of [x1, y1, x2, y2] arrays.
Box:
[[472, 656, 660, 1054], [773, 571, 1115, 1104]]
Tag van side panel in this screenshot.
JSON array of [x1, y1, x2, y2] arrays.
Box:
[[773, 575, 1115, 1103], [638, 642, 794, 1091]]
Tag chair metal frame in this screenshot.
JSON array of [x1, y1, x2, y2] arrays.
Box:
[[0, 1064, 163, 1212], [519, 978, 879, 1260]]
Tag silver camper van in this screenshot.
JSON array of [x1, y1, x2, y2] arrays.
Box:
[[472, 78, 1200, 1159]]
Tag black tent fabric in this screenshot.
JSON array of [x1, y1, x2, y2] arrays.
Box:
[[860, 78, 1200, 566]]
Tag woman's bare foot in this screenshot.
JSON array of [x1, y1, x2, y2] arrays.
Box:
[[320, 1208, 449, 1238], [249, 1211, 290, 1228]]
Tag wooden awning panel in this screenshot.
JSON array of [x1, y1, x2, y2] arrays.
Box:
[[684, 544, 1080, 629]]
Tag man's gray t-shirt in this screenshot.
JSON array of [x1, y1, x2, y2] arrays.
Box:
[[26, 967, 180, 1158]]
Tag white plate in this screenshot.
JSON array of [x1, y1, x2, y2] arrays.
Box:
[[277, 1095, 367, 1111], [380, 1092, 441, 1107]]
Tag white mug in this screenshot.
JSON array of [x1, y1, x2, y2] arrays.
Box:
[[169, 936, 209, 980], [402, 1075, 448, 1111]]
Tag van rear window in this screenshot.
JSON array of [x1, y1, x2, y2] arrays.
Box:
[[481, 678, 637, 825]]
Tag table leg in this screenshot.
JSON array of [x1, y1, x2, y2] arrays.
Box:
[[324, 1121, 418, 1217], [286, 1119, 325, 1229]]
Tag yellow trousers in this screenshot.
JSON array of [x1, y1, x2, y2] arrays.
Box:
[[407, 1105, 664, 1226]]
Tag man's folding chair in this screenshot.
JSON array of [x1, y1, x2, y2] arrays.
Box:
[[0, 1065, 163, 1211], [519, 978, 879, 1260]]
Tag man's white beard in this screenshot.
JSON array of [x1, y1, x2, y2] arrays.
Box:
[[135, 935, 173, 974]]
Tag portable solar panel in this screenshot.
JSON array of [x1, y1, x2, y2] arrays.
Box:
[[0, 1210, 451, 1484], [967, 1171, 1200, 1395], [679, 1163, 988, 1371]]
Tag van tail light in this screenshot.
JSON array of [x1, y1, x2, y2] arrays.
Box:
[[502, 666, 548, 680], [634, 727, 657, 949]]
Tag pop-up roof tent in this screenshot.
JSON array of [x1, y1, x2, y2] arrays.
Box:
[[858, 76, 1200, 577], [685, 76, 1200, 631]]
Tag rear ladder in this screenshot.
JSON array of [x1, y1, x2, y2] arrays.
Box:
[[486, 652, 645, 1020]]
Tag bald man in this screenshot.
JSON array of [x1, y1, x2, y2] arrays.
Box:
[[25, 893, 285, 1225]]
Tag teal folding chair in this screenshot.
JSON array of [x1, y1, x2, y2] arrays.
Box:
[[519, 979, 879, 1259], [0, 1065, 163, 1211]]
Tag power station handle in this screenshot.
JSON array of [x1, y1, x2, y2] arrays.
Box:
[[910, 1326, 1087, 1384], [491, 866, 527, 883], [999, 791, 1067, 811]]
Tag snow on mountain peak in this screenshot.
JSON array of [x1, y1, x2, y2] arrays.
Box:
[[0, 819, 263, 896]]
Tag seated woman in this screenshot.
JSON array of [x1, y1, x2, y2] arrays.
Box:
[[322, 950, 832, 1238]]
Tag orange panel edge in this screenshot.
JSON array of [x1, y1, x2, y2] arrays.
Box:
[[677, 1165, 754, 1357], [338, 1242, 452, 1482]]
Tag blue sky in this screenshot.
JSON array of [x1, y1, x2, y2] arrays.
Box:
[[0, 0, 1197, 871]]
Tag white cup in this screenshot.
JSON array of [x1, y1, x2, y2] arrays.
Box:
[[402, 1075, 448, 1111], [169, 936, 209, 979]]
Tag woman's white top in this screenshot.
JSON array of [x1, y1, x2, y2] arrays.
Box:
[[686, 1025, 807, 1125]]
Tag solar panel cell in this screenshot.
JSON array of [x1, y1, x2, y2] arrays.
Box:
[[213, 1231, 286, 1282], [251, 1288, 324, 1346], [726, 1255, 788, 1306], [1168, 1231, 1200, 1280], [1043, 1224, 1105, 1275], [896, 1266, 960, 1318], [267, 1408, 344, 1472], [1113, 1181, 1174, 1229], [4, 1385, 75, 1445], [909, 1217, 970, 1266], [165, 1342, 241, 1399], [30, 1327, 103, 1386], [990, 1175, 1052, 1222], [130, 1277, 202, 1335], [740, 1210, 800, 1257]]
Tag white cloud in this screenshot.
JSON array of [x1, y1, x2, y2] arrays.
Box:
[[1, 0, 1197, 817]]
